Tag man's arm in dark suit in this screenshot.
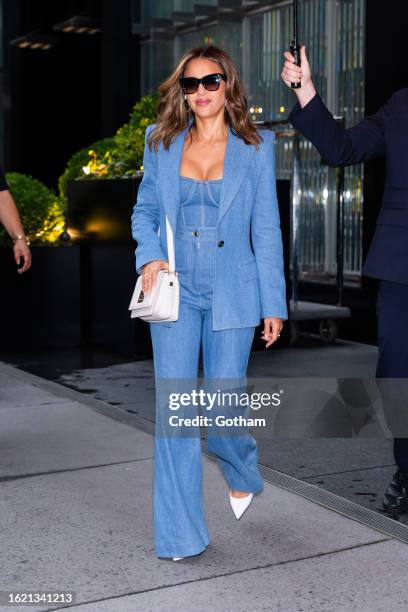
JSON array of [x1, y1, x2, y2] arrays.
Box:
[[288, 91, 396, 167]]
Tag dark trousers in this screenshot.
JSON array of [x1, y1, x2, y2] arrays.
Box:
[[376, 279, 408, 471]]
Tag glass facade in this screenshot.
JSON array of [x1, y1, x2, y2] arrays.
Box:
[[136, 0, 366, 281]]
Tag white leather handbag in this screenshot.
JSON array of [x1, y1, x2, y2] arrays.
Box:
[[129, 215, 180, 322]]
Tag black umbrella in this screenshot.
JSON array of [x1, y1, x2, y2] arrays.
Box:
[[290, 0, 301, 89]]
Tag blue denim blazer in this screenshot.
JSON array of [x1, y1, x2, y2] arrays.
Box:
[[131, 120, 288, 330]]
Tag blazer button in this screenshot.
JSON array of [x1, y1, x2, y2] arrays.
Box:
[[218, 240, 224, 247], [193, 230, 199, 237]]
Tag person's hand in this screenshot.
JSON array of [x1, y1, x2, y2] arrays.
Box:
[[13, 240, 31, 273], [281, 45, 316, 107], [281, 45, 311, 88], [142, 259, 169, 294], [261, 318, 284, 349]]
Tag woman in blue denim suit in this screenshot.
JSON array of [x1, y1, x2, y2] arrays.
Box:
[[132, 45, 287, 561]]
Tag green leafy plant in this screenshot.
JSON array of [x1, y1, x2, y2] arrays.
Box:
[[0, 173, 66, 245], [58, 93, 159, 198], [114, 93, 159, 174], [58, 137, 116, 199]]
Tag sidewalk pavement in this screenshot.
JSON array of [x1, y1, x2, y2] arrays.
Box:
[[1, 361, 407, 612]]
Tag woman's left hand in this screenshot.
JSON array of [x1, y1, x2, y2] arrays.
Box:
[[261, 318, 284, 348]]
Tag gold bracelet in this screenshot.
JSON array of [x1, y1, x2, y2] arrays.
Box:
[[13, 234, 30, 246]]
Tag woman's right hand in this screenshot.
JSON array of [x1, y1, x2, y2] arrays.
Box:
[[281, 45, 317, 108], [142, 259, 169, 294]]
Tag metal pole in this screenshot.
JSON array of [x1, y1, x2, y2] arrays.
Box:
[[290, 0, 301, 89], [294, 0, 298, 39]]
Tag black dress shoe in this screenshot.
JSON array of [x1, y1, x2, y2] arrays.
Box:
[[383, 469, 408, 513]]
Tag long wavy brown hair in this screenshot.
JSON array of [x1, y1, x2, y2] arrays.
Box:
[[147, 45, 263, 152]]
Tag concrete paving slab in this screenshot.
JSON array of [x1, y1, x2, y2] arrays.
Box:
[[53, 362, 156, 424], [0, 376, 70, 409], [247, 340, 378, 378], [303, 465, 400, 517], [0, 400, 153, 478], [0, 455, 391, 612], [67, 539, 408, 612], [257, 438, 394, 480]]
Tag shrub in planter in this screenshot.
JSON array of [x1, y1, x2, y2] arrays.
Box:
[[0, 173, 66, 245], [114, 93, 159, 175], [58, 137, 117, 198], [58, 93, 159, 197]]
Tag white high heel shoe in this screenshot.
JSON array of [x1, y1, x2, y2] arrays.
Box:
[[173, 557, 184, 561], [229, 492, 254, 520]]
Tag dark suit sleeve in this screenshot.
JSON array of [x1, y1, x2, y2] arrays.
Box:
[[0, 166, 9, 191], [288, 91, 396, 167]]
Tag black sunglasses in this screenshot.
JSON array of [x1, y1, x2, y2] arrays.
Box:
[[179, 72, 227, 94]]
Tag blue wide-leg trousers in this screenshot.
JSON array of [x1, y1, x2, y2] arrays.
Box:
[[149, 301, 264, 558]]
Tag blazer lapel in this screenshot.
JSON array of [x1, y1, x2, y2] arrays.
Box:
[[217, 126, 256, 225], [156, 124, 188, 235], [156, 119, 257, 232]]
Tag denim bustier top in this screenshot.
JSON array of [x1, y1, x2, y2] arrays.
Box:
[[178, 176, 223, 227]]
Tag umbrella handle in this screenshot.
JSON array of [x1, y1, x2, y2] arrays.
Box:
[[290, 41, 301, 89]]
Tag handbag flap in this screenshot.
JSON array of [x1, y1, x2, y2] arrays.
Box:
[[129, 271, 165, 310]]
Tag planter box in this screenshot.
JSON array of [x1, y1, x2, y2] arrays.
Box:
[[67, 177, 141, 244], [77, 243, 152, 357], [67, 177, 152, 357], [0, 245, 81, 348]]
